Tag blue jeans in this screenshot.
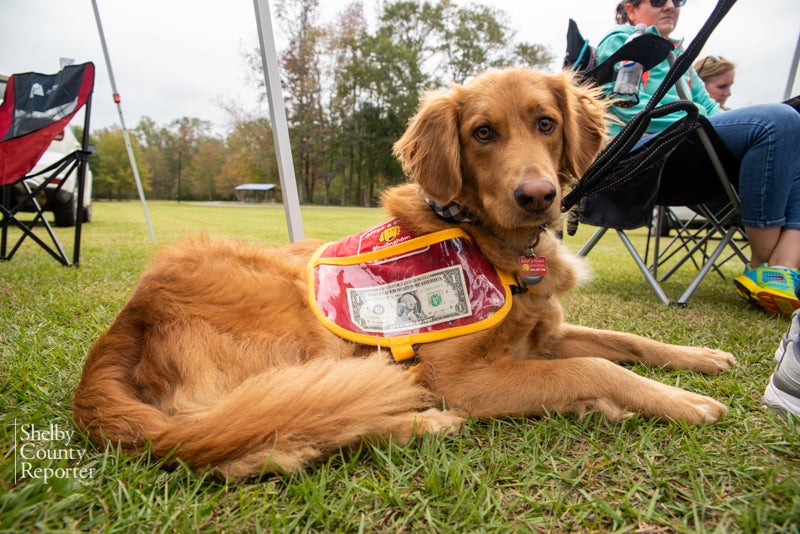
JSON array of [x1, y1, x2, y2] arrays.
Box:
[[708, 103, 800, 230]]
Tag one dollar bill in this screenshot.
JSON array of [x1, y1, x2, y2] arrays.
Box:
[[347, 265, 472, 333]]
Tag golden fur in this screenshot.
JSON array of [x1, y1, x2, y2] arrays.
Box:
[[73, 68, 735, 478]]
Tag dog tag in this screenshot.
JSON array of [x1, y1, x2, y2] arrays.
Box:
[[518, 256, 547, 285]]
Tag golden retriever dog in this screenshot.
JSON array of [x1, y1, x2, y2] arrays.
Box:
[[73, 68, 735, 478]]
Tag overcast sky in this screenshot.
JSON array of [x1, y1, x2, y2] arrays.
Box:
[[2, 0, 798, 136]]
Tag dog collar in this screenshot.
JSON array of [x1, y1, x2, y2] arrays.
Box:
[[425, 197, 549, 290], [425, 198, 478, 223]]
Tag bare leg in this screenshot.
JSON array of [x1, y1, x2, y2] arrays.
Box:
[[769, 228, 800, 269], [745, 226, 781, 268], [745, 227, 800, 270]]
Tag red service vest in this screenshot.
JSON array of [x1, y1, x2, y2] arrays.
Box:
[[308, 218, 516, 362]]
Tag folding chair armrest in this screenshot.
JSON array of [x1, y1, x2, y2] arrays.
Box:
[[583, 33, 673, 85]]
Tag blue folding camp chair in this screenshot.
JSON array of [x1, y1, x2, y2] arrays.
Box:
[[561, 0, 746, 306]]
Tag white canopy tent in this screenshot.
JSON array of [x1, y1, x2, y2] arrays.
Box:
[[90, 0, 304, 243]]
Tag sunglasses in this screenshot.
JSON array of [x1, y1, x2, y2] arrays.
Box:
[[697, 55, 723, 75], [630, 0, 687, 7]]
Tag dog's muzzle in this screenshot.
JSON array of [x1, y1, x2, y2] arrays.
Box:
[[514, 179, 557, 213]]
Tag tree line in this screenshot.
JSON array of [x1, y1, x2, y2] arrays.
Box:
[[89, 0, 554, 206]]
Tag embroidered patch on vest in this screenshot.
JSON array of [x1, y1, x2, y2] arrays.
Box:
[[308, 218, 516, 362]]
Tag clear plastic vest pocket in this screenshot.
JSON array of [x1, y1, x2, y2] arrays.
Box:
[[308, 218, 515, 361]]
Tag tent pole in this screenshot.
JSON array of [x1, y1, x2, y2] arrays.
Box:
[[253, 0, 304, 242], [90, 0, 156, 241]]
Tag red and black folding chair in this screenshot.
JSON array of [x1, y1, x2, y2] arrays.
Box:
[[1, 62, 95, 266]]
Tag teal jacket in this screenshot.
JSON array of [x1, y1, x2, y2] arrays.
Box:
[[595, 24, 722, 136]]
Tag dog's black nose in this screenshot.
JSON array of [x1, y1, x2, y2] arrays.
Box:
[[515, 179, 557, 212]]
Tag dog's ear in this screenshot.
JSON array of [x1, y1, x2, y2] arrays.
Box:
[[392, 89, 462, 203], [554, 72, 609, 184]]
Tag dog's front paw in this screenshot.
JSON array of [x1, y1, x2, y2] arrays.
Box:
[[667, 389, 728, 424], [684, 393, 728, 424], [689, 348, 736, 375]]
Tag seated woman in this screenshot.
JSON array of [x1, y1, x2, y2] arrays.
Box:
[[597, 0, 800, 317], [695, 55, 735, 109]]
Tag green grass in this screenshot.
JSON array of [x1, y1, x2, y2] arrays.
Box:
[[1, 200, 798, 533]]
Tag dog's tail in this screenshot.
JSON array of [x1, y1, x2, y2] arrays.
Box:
[[72, 309, 445, 477], [72, 309, 170, 456]]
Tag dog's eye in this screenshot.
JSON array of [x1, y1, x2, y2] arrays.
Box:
[[473, 126, 496, 143], [537, 117, 557, 135]]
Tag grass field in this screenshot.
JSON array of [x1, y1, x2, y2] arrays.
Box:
[[1, 200, 798, 533]]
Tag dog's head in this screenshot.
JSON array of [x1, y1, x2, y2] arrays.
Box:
[[392, 68, 608, 233]]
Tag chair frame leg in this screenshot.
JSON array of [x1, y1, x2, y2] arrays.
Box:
[[2, 182, 71, 265], [577, 226, 608, 257], [0, 155, 86, 266], [616, 229, 672, 305], [676, 225, 739, 306], [577, 225, 671, 305]]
